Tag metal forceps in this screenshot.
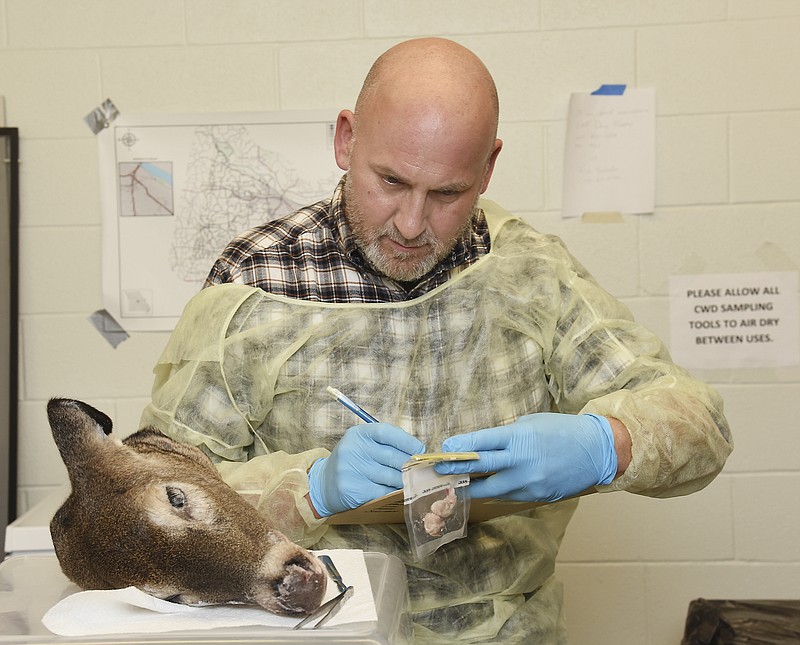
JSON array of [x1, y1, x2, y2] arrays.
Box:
[[293, 555, 354, 630]]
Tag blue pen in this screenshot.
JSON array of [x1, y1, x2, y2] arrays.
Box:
[[326, 386, 379, 424]]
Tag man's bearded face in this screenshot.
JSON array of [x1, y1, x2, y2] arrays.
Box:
[[344, 174, 476, 283]]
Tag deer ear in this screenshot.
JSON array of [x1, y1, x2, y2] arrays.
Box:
[[47, 398, 114, 462]]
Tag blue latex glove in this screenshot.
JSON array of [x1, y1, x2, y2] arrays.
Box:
[[308, 423, 426, 517], [435, 413, 618, 503]]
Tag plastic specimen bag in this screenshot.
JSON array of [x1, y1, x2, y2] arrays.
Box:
[[402, 459, 470, 560]]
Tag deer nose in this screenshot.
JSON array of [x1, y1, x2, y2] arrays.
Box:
[[280, 558, 328, 614], [255, 551, 327, 616]]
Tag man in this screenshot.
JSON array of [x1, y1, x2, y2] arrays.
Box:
[[143, 38, 732, 643]]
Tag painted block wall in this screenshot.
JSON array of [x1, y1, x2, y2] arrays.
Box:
[[2, 2, 799, 644]]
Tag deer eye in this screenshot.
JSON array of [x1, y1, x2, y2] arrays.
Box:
[[166, 486, 186, 509]]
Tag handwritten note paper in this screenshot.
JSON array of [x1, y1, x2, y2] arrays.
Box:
[[562, 88, 655, 219], [669, 271, 800, 369]]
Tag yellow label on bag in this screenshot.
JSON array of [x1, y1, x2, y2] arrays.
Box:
[[409, 452, 479, 463]]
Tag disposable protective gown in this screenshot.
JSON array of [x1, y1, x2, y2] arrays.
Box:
[[142, 200, 732, 644]]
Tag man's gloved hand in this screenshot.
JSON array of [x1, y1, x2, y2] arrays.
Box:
[[308, 423, 426, 517], [435, 413, 618, 503]]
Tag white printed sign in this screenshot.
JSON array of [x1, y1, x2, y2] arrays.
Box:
[[669, 271, 799, 369]]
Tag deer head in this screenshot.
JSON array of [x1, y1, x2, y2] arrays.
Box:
[[47, 398, 326, 616]]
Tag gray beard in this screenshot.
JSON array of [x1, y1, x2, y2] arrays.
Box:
[[343, 176, 476, 283]]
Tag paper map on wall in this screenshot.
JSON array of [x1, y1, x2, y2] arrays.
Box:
[[97, 110, 341, 331]]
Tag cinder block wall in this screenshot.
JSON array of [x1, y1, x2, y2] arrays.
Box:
[[2, 2, 799, 644]]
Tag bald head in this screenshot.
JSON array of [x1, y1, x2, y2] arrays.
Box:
[[353, 38, 499, 150], [331, 38, 503, 283]]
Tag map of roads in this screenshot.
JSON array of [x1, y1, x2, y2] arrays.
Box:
[[118, 161, 175, 217], [100, 111, 341, 331], [171, 124, 334, 283]]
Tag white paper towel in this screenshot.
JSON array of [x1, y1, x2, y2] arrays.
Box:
[[42, 549, 377, 636]]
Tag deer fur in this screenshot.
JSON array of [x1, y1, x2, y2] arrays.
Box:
[[47, 398, 327, 616]]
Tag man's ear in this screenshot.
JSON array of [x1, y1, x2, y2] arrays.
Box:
[[480, 138, 503, 194], [333, 109, 356, 171]]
